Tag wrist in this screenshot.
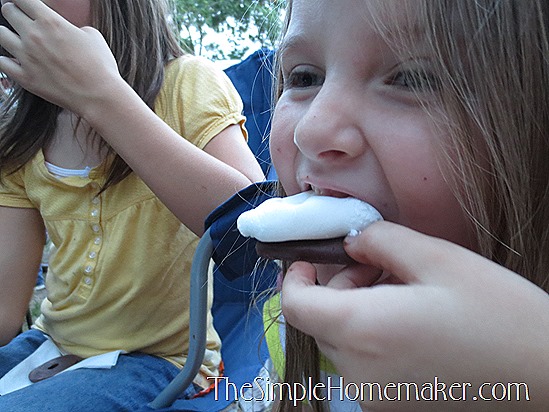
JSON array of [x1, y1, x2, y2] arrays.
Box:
[[78, 78, 141, 129]]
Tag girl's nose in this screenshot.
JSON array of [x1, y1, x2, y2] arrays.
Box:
[[293, 88, 367, 162]]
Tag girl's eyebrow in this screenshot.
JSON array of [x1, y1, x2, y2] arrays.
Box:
[[277, 34, 308, 61]]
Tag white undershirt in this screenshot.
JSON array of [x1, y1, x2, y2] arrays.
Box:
[[45, 161, 92, 179]]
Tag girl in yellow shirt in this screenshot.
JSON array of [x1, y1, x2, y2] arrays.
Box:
[[0, 0, 263, 411]]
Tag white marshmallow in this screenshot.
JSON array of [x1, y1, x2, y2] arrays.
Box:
[[237, 191, 382, 242]]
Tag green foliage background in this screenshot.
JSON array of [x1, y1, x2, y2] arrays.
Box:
[[170, 0, 285, 59]]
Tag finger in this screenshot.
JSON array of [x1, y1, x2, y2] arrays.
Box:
[[0, 25, 21, 57], [9, 0, 52, 21], [0, 55, 22, 78], [1, 1, 34, 29], [281, 262, 360, 339], [324, 263, 382, 289], [343, 221, 468, 285]]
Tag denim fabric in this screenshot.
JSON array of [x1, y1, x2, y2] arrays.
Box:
[[0, 330, 190, 412], [35, 266, 45, 289]]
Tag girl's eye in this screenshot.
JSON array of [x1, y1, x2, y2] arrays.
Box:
[[388, 69, 440, 92], [283, 69, 323, 89]]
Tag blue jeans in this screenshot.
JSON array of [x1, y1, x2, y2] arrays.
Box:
[[35, 266, 45, 289], [0, 330, 195, 412]]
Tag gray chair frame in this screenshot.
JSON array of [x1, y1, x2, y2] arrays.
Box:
[[149, 228, 213, 409]]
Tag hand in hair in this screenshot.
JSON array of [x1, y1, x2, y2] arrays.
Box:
[[0, 0, 122, 118], [0, 0, 257, 236], [281, 221, 549, 411]]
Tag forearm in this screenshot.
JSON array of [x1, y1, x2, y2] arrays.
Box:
[[0, 207, 45, 345], [83, 81, 252, 235]]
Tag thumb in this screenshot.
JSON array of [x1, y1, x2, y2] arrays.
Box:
[[343, 221, 464, 285]]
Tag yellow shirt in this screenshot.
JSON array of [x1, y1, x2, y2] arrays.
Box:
[[0, 55, 246, 383]]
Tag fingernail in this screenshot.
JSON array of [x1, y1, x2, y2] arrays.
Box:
[[344, 230, 360, 245]]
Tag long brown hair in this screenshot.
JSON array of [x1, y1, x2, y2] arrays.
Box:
[[419, 0, 549, 289], [0, 0, 184, 190], [276, 1, 549, 410]]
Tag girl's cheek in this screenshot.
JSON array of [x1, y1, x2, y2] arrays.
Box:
[[271, 98, 299, 149], [270, 103, 300, 190]]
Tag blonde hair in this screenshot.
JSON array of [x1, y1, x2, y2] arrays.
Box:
[[276, 1, 549, 410], [0, 0, 184, 190], [416, 0, 549, 287]]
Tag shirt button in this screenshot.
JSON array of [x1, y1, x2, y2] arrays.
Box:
[[92, 197, 100, 205], [84, 277, 93, 285], [92, 225, 100, 233], [91, 209, 99, 218], [89, 251, 97, 259], [84, 265, 93, 273], [94, 237, 101, 245]]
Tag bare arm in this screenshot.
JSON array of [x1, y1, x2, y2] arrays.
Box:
[[203, 124, 265, 183], [0, 206, 45, 345], [83, 85, 259, 235], [0, 0, 262, 235]]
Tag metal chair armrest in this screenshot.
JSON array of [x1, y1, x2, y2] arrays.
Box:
[[149, 228, 212, 409]]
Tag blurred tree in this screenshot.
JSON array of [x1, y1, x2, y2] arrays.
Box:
[[170, 0, 284, 59]]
